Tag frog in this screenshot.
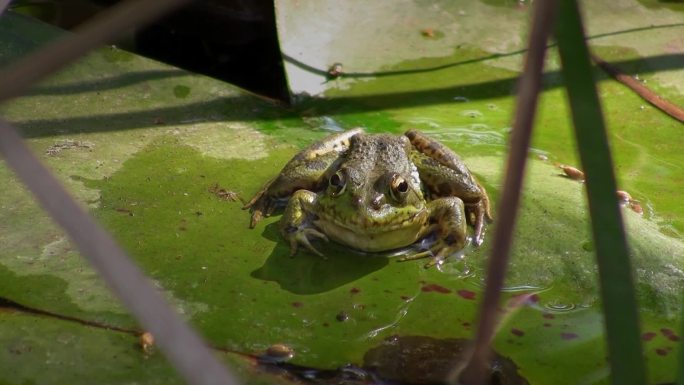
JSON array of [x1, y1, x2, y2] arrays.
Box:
[[243, 128, 492, 267]]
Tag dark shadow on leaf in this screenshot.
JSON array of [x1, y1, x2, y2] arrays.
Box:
[[251, 222, 388, 295], [13, 54, 684, 139], [25, 69, 188, 96]]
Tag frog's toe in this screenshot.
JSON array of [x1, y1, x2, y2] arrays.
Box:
[[397, 249, 432, 262], [467, 202, 490, 247], [423, 256, 445, 269], [287, 228, 329, 258], [249, 210, 264, 228], [472, 220, 485, 246], [397, 250, 445, 269], [397, 240, 461, 268], [246, 197, 279, 228]]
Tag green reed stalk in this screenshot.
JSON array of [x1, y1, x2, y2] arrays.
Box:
[[555, 1, 647, 385]]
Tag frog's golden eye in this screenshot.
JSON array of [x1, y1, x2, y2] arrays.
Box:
[[328, 170, 346, 196], [389, 174, 409, 202]]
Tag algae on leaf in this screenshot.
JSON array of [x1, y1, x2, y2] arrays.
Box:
[[1, 1, 684, 384]]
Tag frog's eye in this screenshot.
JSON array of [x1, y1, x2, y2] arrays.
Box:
[[389, 174, 409, 202], [328, 171, 347, 196]]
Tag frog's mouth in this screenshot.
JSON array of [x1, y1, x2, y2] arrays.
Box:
[[314, 209, 429, 252], [316, 208, 426, 234]]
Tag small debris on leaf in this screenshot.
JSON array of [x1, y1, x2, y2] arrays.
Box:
[[421, 28, 435, 38], [629, 201, 644, 215], [208, 183, 242, 203], [45, 139, 94, 156], [263, 343, 295, 363], [559, 164, 585, 181], [114, 207, 133, 216], [336, 311, 349, 322], [327, 63, 344, 79], [616, 190, 632, 203], [140, 331, 154, 354]]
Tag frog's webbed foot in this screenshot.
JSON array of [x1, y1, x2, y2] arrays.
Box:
[[284, 226, 329, 258], [279, 190, 328, 258], [397, 242, 461, 268], [397, 197, 467, 268]]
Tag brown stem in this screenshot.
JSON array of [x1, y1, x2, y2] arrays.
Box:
[[591, 53, 684, 123]]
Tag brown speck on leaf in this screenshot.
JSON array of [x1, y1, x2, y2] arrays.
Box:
[[661, 328, 680, 341], [511, 328, 525, 337], [114, 207, 133, 216], [629, 201, 644, 215], [561, 332, 578, 340], [641, 332, 657, 342], [421, 28, 435, 38], [421, 283, 451, 294], [456, 289, 476, 300]]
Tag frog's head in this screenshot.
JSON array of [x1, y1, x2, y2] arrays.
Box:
[[317, 164, 427, 236], [313, 134, 430, 251]]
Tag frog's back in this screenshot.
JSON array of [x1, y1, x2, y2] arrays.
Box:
[[343, 133, 413, 176]]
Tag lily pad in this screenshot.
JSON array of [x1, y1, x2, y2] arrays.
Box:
[[1, 3, 683, 385]]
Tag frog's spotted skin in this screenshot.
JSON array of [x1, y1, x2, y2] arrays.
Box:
[[243, 128, 491, 267]]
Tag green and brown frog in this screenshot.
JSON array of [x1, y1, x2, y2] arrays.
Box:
[[244, 128, 492, 267]]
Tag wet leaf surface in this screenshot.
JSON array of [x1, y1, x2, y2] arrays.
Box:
[[1, 4, 683, 385]]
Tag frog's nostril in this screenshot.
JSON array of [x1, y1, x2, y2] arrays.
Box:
[[371, 195, 384, 210]]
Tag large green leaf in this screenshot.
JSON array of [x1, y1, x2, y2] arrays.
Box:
[[1, 3, 683, 384]]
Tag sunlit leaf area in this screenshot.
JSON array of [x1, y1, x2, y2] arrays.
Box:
[[1, 1, 683, 384]]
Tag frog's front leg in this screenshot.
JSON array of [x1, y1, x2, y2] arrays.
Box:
[[405, 129, 492, 246], [243, 128, 362, 227], [398, 197, 467, 268], [279, 190, 329, 257]]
